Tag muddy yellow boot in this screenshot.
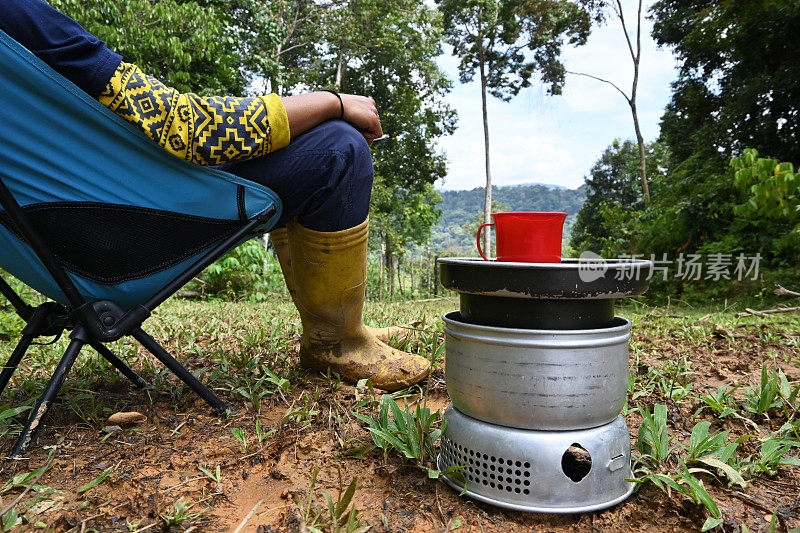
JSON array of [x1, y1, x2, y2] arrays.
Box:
[[270, 227, 411, 344], [287, 218, 430, 391], [269, 227, 298, 302]]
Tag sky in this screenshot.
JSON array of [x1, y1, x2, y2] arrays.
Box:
[[434, 0, 679, 191]]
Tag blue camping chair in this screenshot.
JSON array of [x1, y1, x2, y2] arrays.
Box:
[[0, 29, 282, 458]]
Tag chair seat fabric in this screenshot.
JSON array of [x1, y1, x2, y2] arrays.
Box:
[[0, 29, 282, 309]]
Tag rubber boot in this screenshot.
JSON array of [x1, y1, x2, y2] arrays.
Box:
[[286, 219, 430, 391], [270, 227, 410, 344]]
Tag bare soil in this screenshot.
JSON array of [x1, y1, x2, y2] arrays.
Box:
[[0, 304, 799, 532]]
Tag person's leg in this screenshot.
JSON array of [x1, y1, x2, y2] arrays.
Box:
[[219, 120, 427, 390], [218, 119, 373, 232]]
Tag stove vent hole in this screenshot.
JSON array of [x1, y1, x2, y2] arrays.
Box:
[[562, 443, 592, 483]]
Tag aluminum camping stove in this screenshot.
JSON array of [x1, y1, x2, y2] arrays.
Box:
[[436, 257, 652, 513]]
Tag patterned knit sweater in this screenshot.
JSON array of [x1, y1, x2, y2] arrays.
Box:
[[99, 62, 290, 166]]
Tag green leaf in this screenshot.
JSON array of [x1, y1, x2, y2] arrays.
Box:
[[335, 478, 357, 519], [696, 457, 747, 488], [702, 516, 724, 531], [77, 467, 113, 495], [681, 469, 721, 518]]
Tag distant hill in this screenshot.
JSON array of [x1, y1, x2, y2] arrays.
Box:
[[432, 183, 587, 255]]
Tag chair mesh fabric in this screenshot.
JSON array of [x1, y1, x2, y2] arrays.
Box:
[[0, 203, 241, 284]]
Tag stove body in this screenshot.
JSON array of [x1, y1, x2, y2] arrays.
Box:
[[437, 257, 652, 513]]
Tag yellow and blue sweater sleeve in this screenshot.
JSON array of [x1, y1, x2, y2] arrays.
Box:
[[98, 62, 290, 165]]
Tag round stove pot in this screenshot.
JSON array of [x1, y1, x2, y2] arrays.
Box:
[[443, 312, 630, 430]]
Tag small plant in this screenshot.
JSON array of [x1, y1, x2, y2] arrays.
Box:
[[283, 389, 321, 426], [683, 421, 747, 489], [198, 464, 222, 484], [634, 463, 722, 531], [231, 427, 247, 453], [635, 403, 672, 465], [742, 365, 792, 418], [0, 403, 30, 439], [77, 467, 114, 495], [743, 438, 800, 477], [353, 394, 461, 481], [159, 500, 202, 529], [296, 468, 371, 533], [697, 384, 743, 420], [255, 418, 274, 447], [232, 367, 292, 412]]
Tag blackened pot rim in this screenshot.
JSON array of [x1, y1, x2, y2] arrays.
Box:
[[439, 257, 653, 300], [438, 257, 652, 269]]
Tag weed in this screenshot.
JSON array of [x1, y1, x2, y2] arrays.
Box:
[[231, 427, 247, 453], [77, 467, 114, 495], [255, 418, 274, 446], [232, 367, 291, 412], [198, 465, 222, 484], [283, 388, 321, 426], [635, 404, 672, 465], [683, 421, 747, 488], [697, 384, 740, 419], [0, 403, 30, 439], [159, 500, 202, 529], [633, 358, 695, 403], [634, 463, 722, 530], [742, 365, 793, 418], [2, 463, 54, 494], [743, 438, 800, 477], [353, 394, 459, 480], [296, 467, 371, 533]]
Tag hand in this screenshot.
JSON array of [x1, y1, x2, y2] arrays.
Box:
[[340, 94, 383, 145]]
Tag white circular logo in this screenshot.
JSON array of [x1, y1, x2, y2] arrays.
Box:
[[577, 250, 608, 283]]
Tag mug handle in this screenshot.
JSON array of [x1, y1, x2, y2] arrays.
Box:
[[476, 223, 494, 261]]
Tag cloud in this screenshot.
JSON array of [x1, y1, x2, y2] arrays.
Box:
[[437, 134, 583, 190]]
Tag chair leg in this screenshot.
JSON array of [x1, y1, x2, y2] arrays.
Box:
[[89, 342, 149, 390], [131, 328, 229, 416], [0, 275, 33, 321], [0, 334, 35, 397], [7, 332, 85, 459]]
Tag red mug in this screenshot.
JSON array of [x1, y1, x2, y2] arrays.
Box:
[[476, 212, 567, 262]]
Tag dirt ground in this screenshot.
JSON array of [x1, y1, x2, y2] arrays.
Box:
[[0, 300, 798, 532]]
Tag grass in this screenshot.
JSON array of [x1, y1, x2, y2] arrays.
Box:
[[1, 277, 800, 530]]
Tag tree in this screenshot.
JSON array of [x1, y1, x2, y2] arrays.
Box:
[[567, 0, 651, 204], [312, 0, 456, 265], [651, 0, 800, 166], [638, 0, 800, 265], [570, 139, 668, 255], [51, 0, 272, 95], [438, 0, 594, 254]]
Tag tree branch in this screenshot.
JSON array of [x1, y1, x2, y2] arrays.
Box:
[[566, 70, 631, 104], [616, 0, 637, 63]]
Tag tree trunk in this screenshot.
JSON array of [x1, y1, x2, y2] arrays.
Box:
[[379, 242, 385, 301], [397, 255, 403, 296], [631, 103, 650, 205], [433, 255, 439, 297], [479, 40, 493, 256], [628, 0, 649, 205], [410, 253, 415, 299], [388, 252, 395, 297], [335, 51, 345, 91], [427, 247, 432, 298]]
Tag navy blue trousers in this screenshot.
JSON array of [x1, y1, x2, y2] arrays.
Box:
[[218, 120, 374, 232]]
